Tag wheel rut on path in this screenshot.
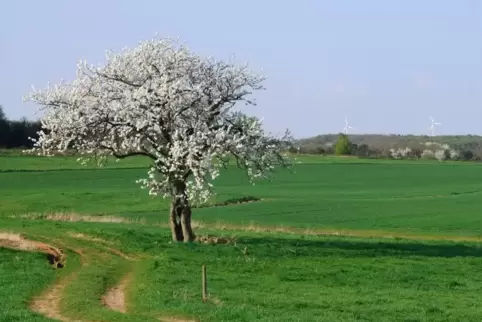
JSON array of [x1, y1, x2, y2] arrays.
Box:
[[102, 272, 132, 313], [30, 271, 85, 322], [1, 229, 200, 321]]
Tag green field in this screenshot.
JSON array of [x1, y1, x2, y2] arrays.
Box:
[[2, 155, 482, 321]]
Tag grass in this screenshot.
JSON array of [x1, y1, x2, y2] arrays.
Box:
[[0, 248, 56, 322], [129, 233, 482, 322], [0, 155, 149, 171], [3, 155, 482, 236], [3, 154, 482, 321], [3, 219, 482, 321]]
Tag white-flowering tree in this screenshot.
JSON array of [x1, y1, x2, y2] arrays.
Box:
[[449, 149, 459, 160], [434, 149, 447, 161], [421, 149, 435, 160], [24, 37, 293, 242], [389, 147, 412, 159]]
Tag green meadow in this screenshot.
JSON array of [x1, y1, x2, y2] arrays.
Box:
[[2, 155, 482, 321]]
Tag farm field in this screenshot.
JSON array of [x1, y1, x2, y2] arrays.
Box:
[[2, 155, 482, 321], [3, 155, 482, 237]]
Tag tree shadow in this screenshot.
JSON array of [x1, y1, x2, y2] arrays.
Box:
[[238, 235, 482, 259], [299, 162, 379, 167]]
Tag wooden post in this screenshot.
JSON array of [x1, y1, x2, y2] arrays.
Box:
[[202, 264, 207, 302]]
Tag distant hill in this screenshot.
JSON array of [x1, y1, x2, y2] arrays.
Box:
[[297, 134, 482, 157]]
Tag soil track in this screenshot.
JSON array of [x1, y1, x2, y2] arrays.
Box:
[[30, 272, 84, 322], [0, 232, 85, 321], [102, 273, 131, 313], [1, 230, 198, 321]]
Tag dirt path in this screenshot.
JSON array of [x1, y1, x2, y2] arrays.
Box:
[[30, 241, 88, 322], [1, 231, 198, 321], [100, 272, 198, 322], [101, 273, 132, 313], [0, 233, 86, 321], [0, 232, 65, 267], [30, 272, 83, 322]]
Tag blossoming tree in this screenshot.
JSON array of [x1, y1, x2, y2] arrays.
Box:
[[25, 37, 293, 242]]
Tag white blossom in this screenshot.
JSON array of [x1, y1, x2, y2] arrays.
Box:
[[424, 141, 449, 150], [421, 149, 435, 159], [449, 149, 459, 160], [24, 37, 293, 205], [389, 147, 412, 159], [434, 149, 446, 161]]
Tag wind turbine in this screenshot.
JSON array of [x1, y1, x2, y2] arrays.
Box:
[[429, 116, 441, 136], [343, 116, 353, 134]]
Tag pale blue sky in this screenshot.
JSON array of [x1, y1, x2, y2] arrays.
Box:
[[2, 0, 482, 138]]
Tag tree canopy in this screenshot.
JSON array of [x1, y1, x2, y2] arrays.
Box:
[[24, 37, 293, 241], [335, 134, 351, 155]]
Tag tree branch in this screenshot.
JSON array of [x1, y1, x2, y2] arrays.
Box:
[[95, 70, 145, 88]]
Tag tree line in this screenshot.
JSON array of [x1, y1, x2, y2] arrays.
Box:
[[0, 105, 41, 148], [1, 102, 481, 162], [293, 133, 480, 161]]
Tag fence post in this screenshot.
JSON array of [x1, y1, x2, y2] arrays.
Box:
[[202, 264, 207, 302]]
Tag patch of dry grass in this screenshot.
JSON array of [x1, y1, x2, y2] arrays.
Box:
[[191, 220, 482, 244], [0, 231, 66, 268], [195, 234, 236, 245], [66, 232, 134, 261], [15, 212, 482, 244], [0, 232, 36, 251], [67, 232, 114, 245], [16, 212, 146, 224]]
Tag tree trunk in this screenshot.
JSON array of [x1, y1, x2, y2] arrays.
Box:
[[169, 180, 195, 243], [169, 202, 183, 242], [180, 204, 194, 242]]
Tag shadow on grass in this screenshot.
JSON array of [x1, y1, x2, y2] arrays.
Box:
[[237, 235, 482, 259], [195, 196, 261, 209]]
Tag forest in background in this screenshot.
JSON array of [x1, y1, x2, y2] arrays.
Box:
[[297, 133, 482, 160], [2, 105, 482, 161], [0, 106, 41, 149]]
